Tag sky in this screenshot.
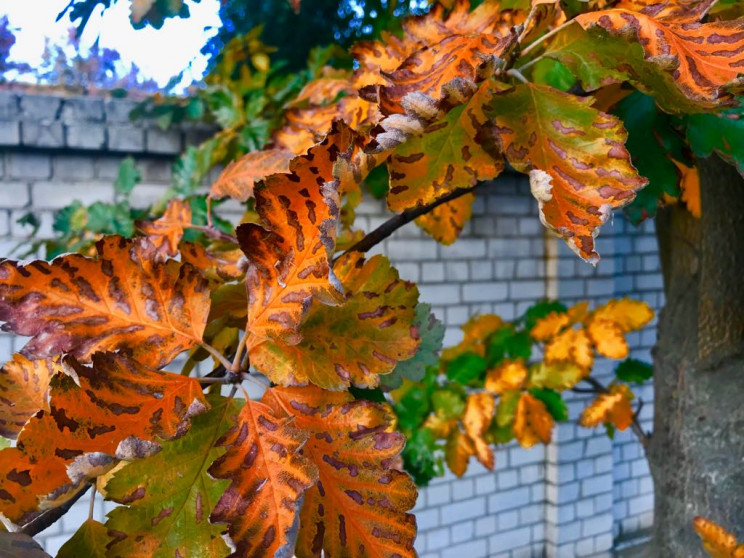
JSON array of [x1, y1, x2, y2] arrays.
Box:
[[0, 0, 221, 87]]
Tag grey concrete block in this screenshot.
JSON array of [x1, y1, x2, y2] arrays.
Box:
[[53, 156, 96, 180], [146, 127, 182, 154], [104, 99, 140, 123], [21, 121, 65, 147], [66, 124, 106, 149], [0, 92, 19, 120], [20, 94, 61, 120], [108, 125, 144, 151], [61, 97, 104, 123], [0, 121, 20, 145], [0, 184, 30, 208]]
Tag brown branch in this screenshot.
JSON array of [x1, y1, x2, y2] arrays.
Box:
[[21, 483, 91, 537], [341, 183, 486, 258]]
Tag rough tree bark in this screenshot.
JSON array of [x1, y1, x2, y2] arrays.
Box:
[[649, 155, 744, 555]]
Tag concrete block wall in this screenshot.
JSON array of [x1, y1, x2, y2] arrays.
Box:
[[0, 92, 663, 556]]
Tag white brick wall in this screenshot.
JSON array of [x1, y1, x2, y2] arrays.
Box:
[[0, 92, 663, 557]]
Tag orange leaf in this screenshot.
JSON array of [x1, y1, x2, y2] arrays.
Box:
[[614, 0, 717, 23], [545, 328, 594, 370], [0, 354, 56, 439], [575, 9, 744, 109], [251, 254, 420, 389], [0, 236, 210, 369], [209, 149, 294, 202], [463, 392, 495, 470], [263, 386, 417, 558], [208, 399, 318, 558], [674, 159, 702, 218], [579, 384, 635, 430], [485, 360, 528, 394], [694, 516, 744, 558], [179, 241, 245, 284], [238, 123, 355, 347], [486, 82, 647, 263], [445, 427, 475, 477], [0, 353, 207, 525], [586, 298, 654, 358], [136, 199, 192, 259], [513, 392, 554, 448], [414, 193, 476, 245], [530, 311, 570, 341]]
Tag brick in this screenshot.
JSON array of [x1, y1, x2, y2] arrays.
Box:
[[21, 121, 64, 147], [20, 94, 60, 120], [475, 515, 497, 536], [462, 282, 507, 303], [8, 153, 51, 180], [488, 238, 532, 258], [488, 486, 530, 513], [104, 99, 140, 123], [421, 262, 445, 282], [582, 512, 613, 537], [488, 526, 531, 552], [450, 239, 486, 258], [581, 473, 613, 497], [53, 156, 96, 180], [0, 92, 19, 119], [475, 474, 496, 495], [146, 127, 182, 154], [31, 183, 113, 209], [441, 497, 486, 522], [509, 280, 544, 300], [444, 261, 469, 281], [387, 239, 438, 260], [417, 508, 440, 531], [636, 273, 663, 291], [419, 284, 461, 305], [66, 124, 106, 149], [108, 125, 145, 151], [61, 97, 104, 123], [0, 121, 20, 145], [450, 520, 475, 543], [441, 539, 488, 558], [425, 483, 451, 506], [0, 184, 30, 208], [426, 527, 451, 550]]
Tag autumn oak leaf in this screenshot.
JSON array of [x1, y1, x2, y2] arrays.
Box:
[[579, 383, 635, 431], [0, 236, 210, 369], [205, 396, 317, 558], [209, 149, 294, 202], [238, 123, 355, 348], [136, 199, 192, 259], [263, 386, 417, 558], [0, 354, 56, 439], [513, 391, 554, 448], [0, 353, 207, 526], [485, 82, 647, 263], [693, 516, 744, 558], [251, 254, 420, 390]]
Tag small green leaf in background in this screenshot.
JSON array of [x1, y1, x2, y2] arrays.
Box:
[[86, 201, 136, 236], [364, 163, 391, 200], [605, 423, 616, 440], [349, 386, 387, 403], [15, 212, 40, 235], [685, 103, 744, 175], [382, 304, 445, 389], [57, 519, 108, 558], [445, 352, 488, 384], [530, 388, 568, 421], [506, 331, 532, 360], [394, 382, 432, 432], [486, 327, 532, 365], [615, 358, 653, 384], [114, 157, 141, 198], [431, 389, 466, 421], [496, 389, 521, 428], [402, 428, 443, 486]]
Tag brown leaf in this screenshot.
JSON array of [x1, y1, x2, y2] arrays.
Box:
[[136, 199, 192, 259], [0, 354, 56, 439], [209, 149, 294, 202]]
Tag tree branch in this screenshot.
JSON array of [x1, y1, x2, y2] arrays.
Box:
[[341, 183, 486, 258], [21, 483, 91, 537]]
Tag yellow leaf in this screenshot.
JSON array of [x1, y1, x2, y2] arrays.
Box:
[[514, 392, 554, 448], [545, 328, 594, 370], [423, 414, 457, 438], [587, 320, 628, 359], [675, 159, 701, 218], [694, 516, 744, 558], [589, 298, 654, 332], [445, 428, 475, 477], [530, 312, 570, 341], [463, 393, 495, 470], [579, 384, 635, 431], [485, 360, 528, 394], [527, 361, 586, 391], [567, 301, 590, 324]]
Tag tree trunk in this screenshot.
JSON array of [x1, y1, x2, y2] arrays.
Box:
[[649, 155, 744, 555]]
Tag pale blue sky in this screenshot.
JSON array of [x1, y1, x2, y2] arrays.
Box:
[[1, 0, 221, 86]]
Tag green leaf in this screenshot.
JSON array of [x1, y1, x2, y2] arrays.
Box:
[[363, 162, 390, 199], [495, 389, 521, 428], [485, 326, 514, 367], [86, 202, 136, 236], [605, 423, 616, 440], [349, 386, 387, 403], [57, 520, 108, 558], [114, 157, 141, 197], [686, 104, 744, 176], [394, 381, 432, 432], [445, 352, 488, 384], [614, 92, 686, 223], [401, 428, 443, 486], [530, 388, 568, 421], [531, 59, 576, 92], [53, 200, 87, 235], [505, 331, 532, 360], [431, 389, 466, 421], [615, 359, 653, 385], [488, 422, 515, 444], [523, 300, 567, 333], [382, 304, 445, 389], [104, 393, 240, 558]]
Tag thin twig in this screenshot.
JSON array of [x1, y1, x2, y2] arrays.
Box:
[[231, 333, 248, 373], [519, 19, 573, 58], [516, 54, 544, 74], [228, 384, 239, 398], [341, 183, 486, 258], [88, 483, 96, 520], [506, 69, 529, 84], [21, 484, 91, 536], [199, 342, 234, 371]]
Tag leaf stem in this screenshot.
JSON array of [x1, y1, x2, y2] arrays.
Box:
[[183, 225, 237, 244], [506, 69, 530, 84], [88, 482, 96, 521], [340, 183, 486, 258], [519, 19, 573, 59], [199, 342, 234, 371], [231, 333, 248, 372]]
